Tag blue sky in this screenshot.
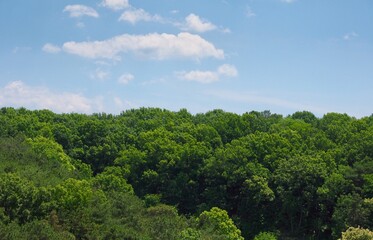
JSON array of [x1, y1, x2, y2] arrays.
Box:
[[0, 0, 372, 117]]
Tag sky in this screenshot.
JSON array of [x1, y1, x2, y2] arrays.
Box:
[[0, 0, 372, 117]]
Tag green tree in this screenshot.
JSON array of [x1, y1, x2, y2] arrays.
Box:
[[198, 207, 244, 240], [332, 194, 373, 238], [92, 167, 133, 194], [273, 155, 328, 236], [143, 204, 187, 240], [254, 231, 278, 240], [0, 173, 38, 223]]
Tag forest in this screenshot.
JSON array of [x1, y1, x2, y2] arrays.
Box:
[[0, 107, 372, 240]]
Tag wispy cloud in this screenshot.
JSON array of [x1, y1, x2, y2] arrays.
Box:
[[90, 68, 110, 81], [246, 6, 256, 18], [118, 11, 228, 33], [179, 71, 219, 84], [141, 78, 167, 86], [177, 64, 237, 84], [206, 90, 327, 114], [280, 0, 297, 3], [62, 32, 224, 60], [119, 8, 162, 24], [118, 73, 134, 84], [0, 81, 103, 113], [177, 14, 217, 33], [42, 43, 61, 54], [76, 22, 85, 28], [101, 0, 129, 11], [113, 97, 136, 110], [12, 46, 32, 54], [343, 32, 358, 40], [63, 5, 99, 18]]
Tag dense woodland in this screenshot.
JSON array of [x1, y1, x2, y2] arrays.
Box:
[[0, 107, 372, 239]]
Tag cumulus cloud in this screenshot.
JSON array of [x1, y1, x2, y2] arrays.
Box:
[[118, 73, 134, 84], [42, 43, 61, 54], [179, 14, 217, 33], [62, 32, 224, 60], [101, 0, 129, 10], [119, 8, 162, 24], [177, 64, 237, 84], [0, 81, 102, 113], [63, 5, 99, 18]]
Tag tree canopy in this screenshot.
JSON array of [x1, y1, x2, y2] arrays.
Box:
[[0, 107, 372, 239]]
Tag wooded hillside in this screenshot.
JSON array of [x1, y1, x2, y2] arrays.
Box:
[[0, 107, 372, 239]]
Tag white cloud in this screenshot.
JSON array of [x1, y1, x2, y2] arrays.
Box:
[[179, 71, 219, 84], [217, 64, 238, 77], [63, 5, 99, 18], [280, 0, 297, 3], [177, 64, 237, 84], [119, 8, 162, 24], [90, 68, 110, 80], [118, 73, 134, 84], [62, 32, 224, 60], [95, 60, 112, 66], [42, 43, 61, 54], [101, 0, 129, 11], [343, 32, 358, 40], [179, 14, 217, 33], [0, 81, 102, 113]]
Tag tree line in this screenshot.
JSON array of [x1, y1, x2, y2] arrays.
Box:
[[0, 107, 372, 239]]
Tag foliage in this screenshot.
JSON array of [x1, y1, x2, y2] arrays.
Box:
[[198, 207, 244, 240], [254, 231, 278, 240], [0, 107, 372, 239], [340, 227, 373, 240]]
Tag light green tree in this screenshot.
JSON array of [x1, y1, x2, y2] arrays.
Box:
[[198, 207, 244, 240], [340, 227, 373, 240]]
